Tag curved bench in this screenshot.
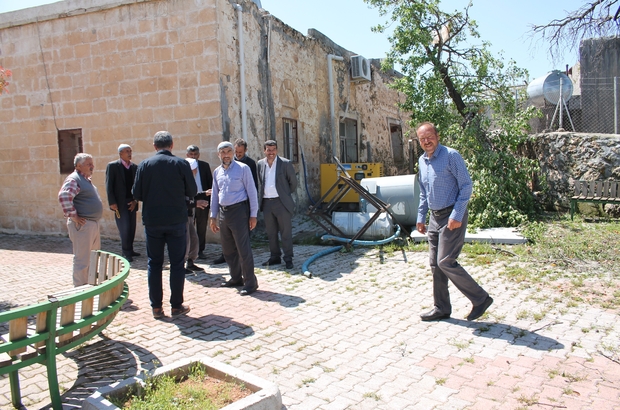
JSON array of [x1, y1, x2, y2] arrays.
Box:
[[0, 250, 129, 410]]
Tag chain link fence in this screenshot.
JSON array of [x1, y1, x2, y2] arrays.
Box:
[[529, 76, 620, 134]]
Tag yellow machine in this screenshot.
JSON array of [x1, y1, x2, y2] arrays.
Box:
[[320, 163, 384, 204]]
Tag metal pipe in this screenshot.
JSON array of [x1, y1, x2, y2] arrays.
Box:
[[235, 4, 247, 140], [328, 54, 344, 161], [615, 77, 619, 134]]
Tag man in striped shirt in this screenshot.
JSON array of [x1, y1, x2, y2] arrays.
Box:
[[416, 122, 493, 322], [58, 153, 103, 286]]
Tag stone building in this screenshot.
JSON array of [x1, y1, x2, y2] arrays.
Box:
[[0, 0, 410, 238]]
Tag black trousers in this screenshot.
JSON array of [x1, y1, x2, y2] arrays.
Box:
[[114, 201, 137, 258]]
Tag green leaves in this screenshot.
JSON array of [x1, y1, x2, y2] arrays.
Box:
[[366, 0, 541, 228]]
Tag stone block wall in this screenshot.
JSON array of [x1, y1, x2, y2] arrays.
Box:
[[527, 132, 620, 211]]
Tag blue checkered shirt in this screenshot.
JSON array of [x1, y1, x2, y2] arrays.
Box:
[[417, 144, 472, 223]]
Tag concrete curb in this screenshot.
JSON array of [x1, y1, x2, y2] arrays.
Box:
[[82, 356, 282, 410]]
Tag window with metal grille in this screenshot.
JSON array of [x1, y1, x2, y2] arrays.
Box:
[[58, 129, 83, 174], [283, 118, 298, 163]]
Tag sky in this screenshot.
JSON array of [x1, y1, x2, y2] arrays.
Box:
[[0, 0, 587, 81]]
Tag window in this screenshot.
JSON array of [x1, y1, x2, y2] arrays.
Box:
[[58, 128, 83, 174], [283, 118, 298, 163], [339, 118, 358, 163], [389, 121, 404, 164]]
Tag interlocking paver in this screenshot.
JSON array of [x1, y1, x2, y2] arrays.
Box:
[[1, 228, 620, 409]]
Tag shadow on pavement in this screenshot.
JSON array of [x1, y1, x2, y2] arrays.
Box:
[[452, 320, 565, 350], [172, 314, 255, 341], [39, 335, 160, 409]]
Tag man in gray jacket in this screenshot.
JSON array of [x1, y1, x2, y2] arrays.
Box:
[[257, 140, 297, 269]]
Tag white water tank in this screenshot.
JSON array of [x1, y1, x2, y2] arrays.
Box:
[[527, 70, 573, 108], [332, 211, 393, 240], [360, 174, 420, 226]]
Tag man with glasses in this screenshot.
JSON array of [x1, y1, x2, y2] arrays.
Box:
[[415, 122, 493, 322]]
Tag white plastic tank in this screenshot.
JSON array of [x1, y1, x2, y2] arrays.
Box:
[[527, 70, 573, 107], [332, 211, 393, 240], [359, 174, 420, 226]]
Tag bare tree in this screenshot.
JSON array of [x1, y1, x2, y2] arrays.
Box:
[[531, 0, 620, 60]]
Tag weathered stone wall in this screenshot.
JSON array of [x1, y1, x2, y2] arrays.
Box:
[[0, 0, 223, 237], [0, 0, 409, 237], [528, 132, 620, 211]]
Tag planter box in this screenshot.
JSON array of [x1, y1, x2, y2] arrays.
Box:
[[82, 356, 282, 410]]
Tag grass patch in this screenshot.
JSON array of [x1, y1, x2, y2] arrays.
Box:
[[498, 217, 620, 310], [110, 364, 250, 409]]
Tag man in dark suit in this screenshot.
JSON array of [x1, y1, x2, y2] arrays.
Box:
[[257, 140, 298, 270], [105, 144, 139, 261], [212, 138, 258, 265], [186, 145, 212, 260], [133, 131, 197, 319]]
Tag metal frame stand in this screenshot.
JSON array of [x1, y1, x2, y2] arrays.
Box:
[[307, 157, 407, 249]]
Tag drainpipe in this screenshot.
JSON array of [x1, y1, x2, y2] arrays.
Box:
[[328, 54, 343, 161], [235, 4, 247, 140]]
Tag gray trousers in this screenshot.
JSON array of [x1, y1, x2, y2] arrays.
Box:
[[262, 197, 294, 263], [219, 201, 257, 288], [185, 214, 199, 262], [427, 209, 488, 314]]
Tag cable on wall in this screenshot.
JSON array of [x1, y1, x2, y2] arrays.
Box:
[[36, 17, 59, 131]]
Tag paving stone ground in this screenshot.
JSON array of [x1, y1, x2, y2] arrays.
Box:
[[1, 220, 619, 409]]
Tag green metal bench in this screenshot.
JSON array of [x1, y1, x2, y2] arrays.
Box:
[[0, 250, 129, 410], [570, 180, 620, 220]]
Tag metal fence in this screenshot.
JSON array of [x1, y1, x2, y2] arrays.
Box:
[[529, 76, 620, 134]]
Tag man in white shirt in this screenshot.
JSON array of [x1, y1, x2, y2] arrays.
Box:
[[257, 140, 298, 270]]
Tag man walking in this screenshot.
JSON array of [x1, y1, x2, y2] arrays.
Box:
[[257, 140, 297, 269], [210, 141, 259, 296], [105, 144, 139, 261], [133, 131, 197, 319], [185, 145, 212, 260], [212, 138, 258, 265], [58, 153, 103, 287], [415, 122, 493, 322]]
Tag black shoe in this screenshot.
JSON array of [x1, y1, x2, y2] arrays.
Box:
[[123, 255, 133, 262], [171, 304, 190, 316], [240, 285, 258, 296], [186, 259, 205, 272], [285, 261, 293, 269], [131, 251, 141, 257], [197, 252, 207, 260], [221, 279, 244, 287], [262, 257, 281, 266], [185, 268, 194, 275], [213, 255, 226, 265], [420, 307, 451, 321], [467, 296, 493, 321]]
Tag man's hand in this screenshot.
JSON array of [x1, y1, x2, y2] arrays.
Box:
[[210, 218, 220, 233], [416, 222, 427, 234], [71, 215, 86, 226], [196, 200, 209, 209], [249, 216, 257, 231], [109, 204, 118, 211], [127, 200, 138, 212], [447, 219, 462, 230]]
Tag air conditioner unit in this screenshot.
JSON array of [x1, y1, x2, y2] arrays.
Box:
[[351, 55, 371, 83]]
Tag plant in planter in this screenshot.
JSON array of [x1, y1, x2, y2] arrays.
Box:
[[83, 356, 282, 410]]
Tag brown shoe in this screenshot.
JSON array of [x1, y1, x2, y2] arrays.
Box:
[[171, 304, 191, 316], [152, 307, 165, 319]]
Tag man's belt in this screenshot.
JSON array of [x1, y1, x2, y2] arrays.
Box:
[[431, 205, 454, 217], [220, 201, 247, 212], [263, 197, 279, 201]]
